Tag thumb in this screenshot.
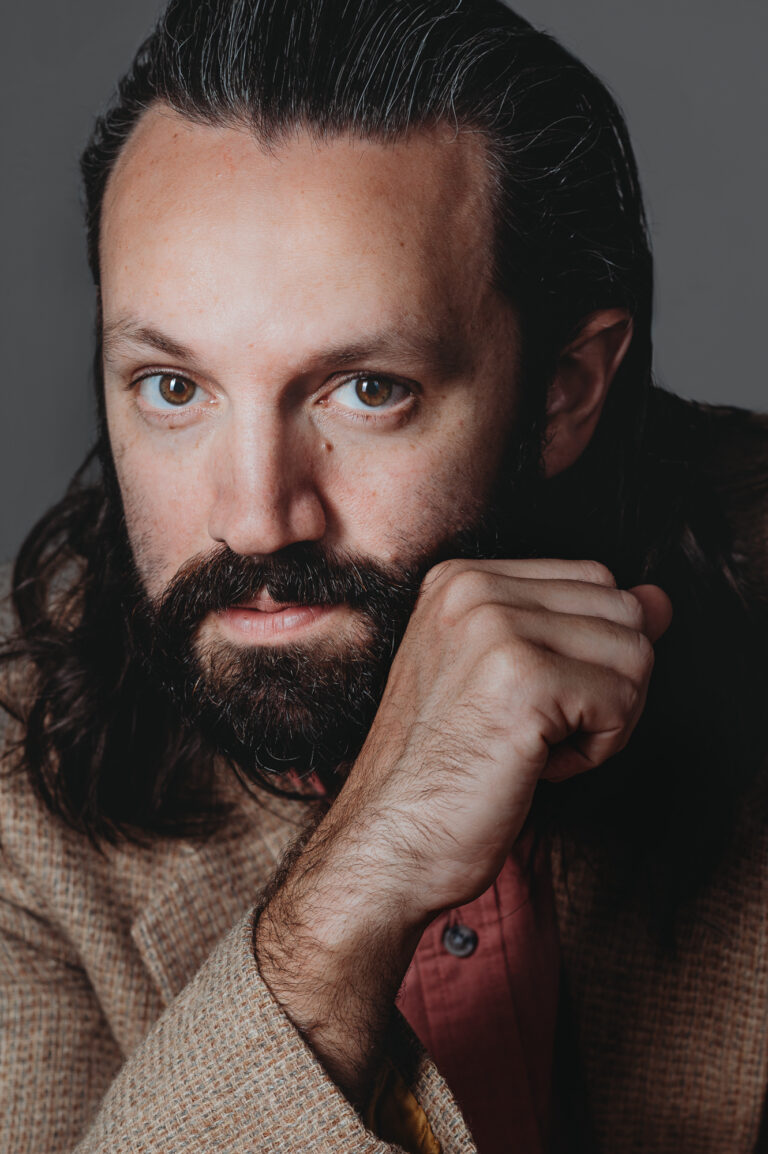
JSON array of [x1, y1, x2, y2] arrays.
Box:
[[628, 584, 674, 644]]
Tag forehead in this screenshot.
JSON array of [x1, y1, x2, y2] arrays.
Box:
[[100, 106, 496, 346]]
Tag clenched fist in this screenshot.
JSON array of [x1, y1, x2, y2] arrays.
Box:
[[335, 557, 673, 917]]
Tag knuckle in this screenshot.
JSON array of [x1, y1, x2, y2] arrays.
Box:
[[421, 558, 459, 594], [615, 589, 646, 630], [484, 634, 542, 685], [435, 568, 493, 619], [619, 674, 643, 718], [575, 560, 617, 588], [463, 601, 505, 640], [609, 729, 633, 758], [632, 631, 655, 678]]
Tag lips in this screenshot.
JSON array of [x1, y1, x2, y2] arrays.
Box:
[[234, 593, 308, 613], [216, 599, 339, 642]]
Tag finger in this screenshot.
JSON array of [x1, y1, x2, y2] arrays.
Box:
[[424, 557, 617, 592], [522, 651, 644, 778], [543, 738, 612, 783], [628, 584, 673, 643], [438, 571, 647, 632], [487, 606, 655, 682]]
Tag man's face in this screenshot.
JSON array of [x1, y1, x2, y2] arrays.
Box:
[[100, 108, 526, 784]]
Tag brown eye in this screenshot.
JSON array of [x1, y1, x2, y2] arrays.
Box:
[[158, 374, 197, 405], [354, 377, 393, 407], [138, 373, 201, 409], [329, 374, 410, 414]]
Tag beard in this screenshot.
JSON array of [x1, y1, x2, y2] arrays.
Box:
[[131, 519, 506, 797], [121, 401, 547, 799]]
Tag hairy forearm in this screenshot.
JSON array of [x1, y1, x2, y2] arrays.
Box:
[[253, 812, 426, 1106]]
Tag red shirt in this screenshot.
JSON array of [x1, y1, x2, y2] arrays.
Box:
[[397, 832, 559, 1153]]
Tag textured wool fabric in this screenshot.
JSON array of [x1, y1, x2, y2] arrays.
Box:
[[1, 398, 767, 1153], [551, 798, 768, 1154], [0, 748, 475, 1153]]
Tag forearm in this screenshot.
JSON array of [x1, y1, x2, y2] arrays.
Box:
[[253, 812, 427, 1106]]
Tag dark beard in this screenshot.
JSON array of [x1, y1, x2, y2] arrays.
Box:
[[131, 523, 505, 796], [117, 369, 550, 800]]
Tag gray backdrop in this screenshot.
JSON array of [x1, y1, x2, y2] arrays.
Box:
[[1, 1, 766, 564]]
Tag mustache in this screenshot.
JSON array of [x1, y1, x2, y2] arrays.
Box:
[[148, 542, 425, 633]]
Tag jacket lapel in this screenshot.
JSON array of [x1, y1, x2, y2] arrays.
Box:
[[131, 791, 305, 1004], [127, 790, 478, 1151]]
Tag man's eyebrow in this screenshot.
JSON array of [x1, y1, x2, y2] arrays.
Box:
[[102, 319, 198, 367], [314, 327, 471, 379], [101, 316, 472, 379]]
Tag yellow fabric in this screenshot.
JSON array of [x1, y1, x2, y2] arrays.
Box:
[[365, 1059, 442, 1154]]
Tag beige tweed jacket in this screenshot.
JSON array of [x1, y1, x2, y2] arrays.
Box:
[[1, 402, 767, 1154]]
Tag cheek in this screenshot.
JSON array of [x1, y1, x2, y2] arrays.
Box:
[[109, 428, 207, 597], [334, 438, 494, 563]]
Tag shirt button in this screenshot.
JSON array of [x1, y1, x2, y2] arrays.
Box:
[[442, 923, 478, 958]]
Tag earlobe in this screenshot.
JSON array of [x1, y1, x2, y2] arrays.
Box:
[[543, 308, 634, 478]]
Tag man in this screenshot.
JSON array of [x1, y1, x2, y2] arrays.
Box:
[[1, 1, 766, 1151]]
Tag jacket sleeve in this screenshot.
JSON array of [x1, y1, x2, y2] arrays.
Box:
[[0, 856, 472, 1154], [75, 910, 450, 1154]]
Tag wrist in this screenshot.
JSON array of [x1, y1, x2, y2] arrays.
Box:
[[253, 820, 426, 1105], [257, 813, 428, 970]]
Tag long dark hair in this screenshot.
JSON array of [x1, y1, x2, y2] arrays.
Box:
[[1, 0, 764, 924]]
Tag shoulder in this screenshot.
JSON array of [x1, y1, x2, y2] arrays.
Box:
[[695, 399, 768, 601], [647, 388, 768, 487], [0, 561, 17, 754], [0, 560, 11, 627], [0, 560, 14, 668], [688, 398, 768, 494], [648, 390, 768, 599]]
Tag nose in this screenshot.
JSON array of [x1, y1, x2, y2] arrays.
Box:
[[207, 412, 327, 556]]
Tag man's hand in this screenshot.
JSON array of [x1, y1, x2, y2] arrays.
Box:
[[255, 559, 673, 1104]]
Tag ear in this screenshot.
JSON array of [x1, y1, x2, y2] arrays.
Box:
[[542, 308, 634, 478]]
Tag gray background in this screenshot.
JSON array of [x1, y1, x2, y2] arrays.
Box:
[[1, 1, 766, 564]]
